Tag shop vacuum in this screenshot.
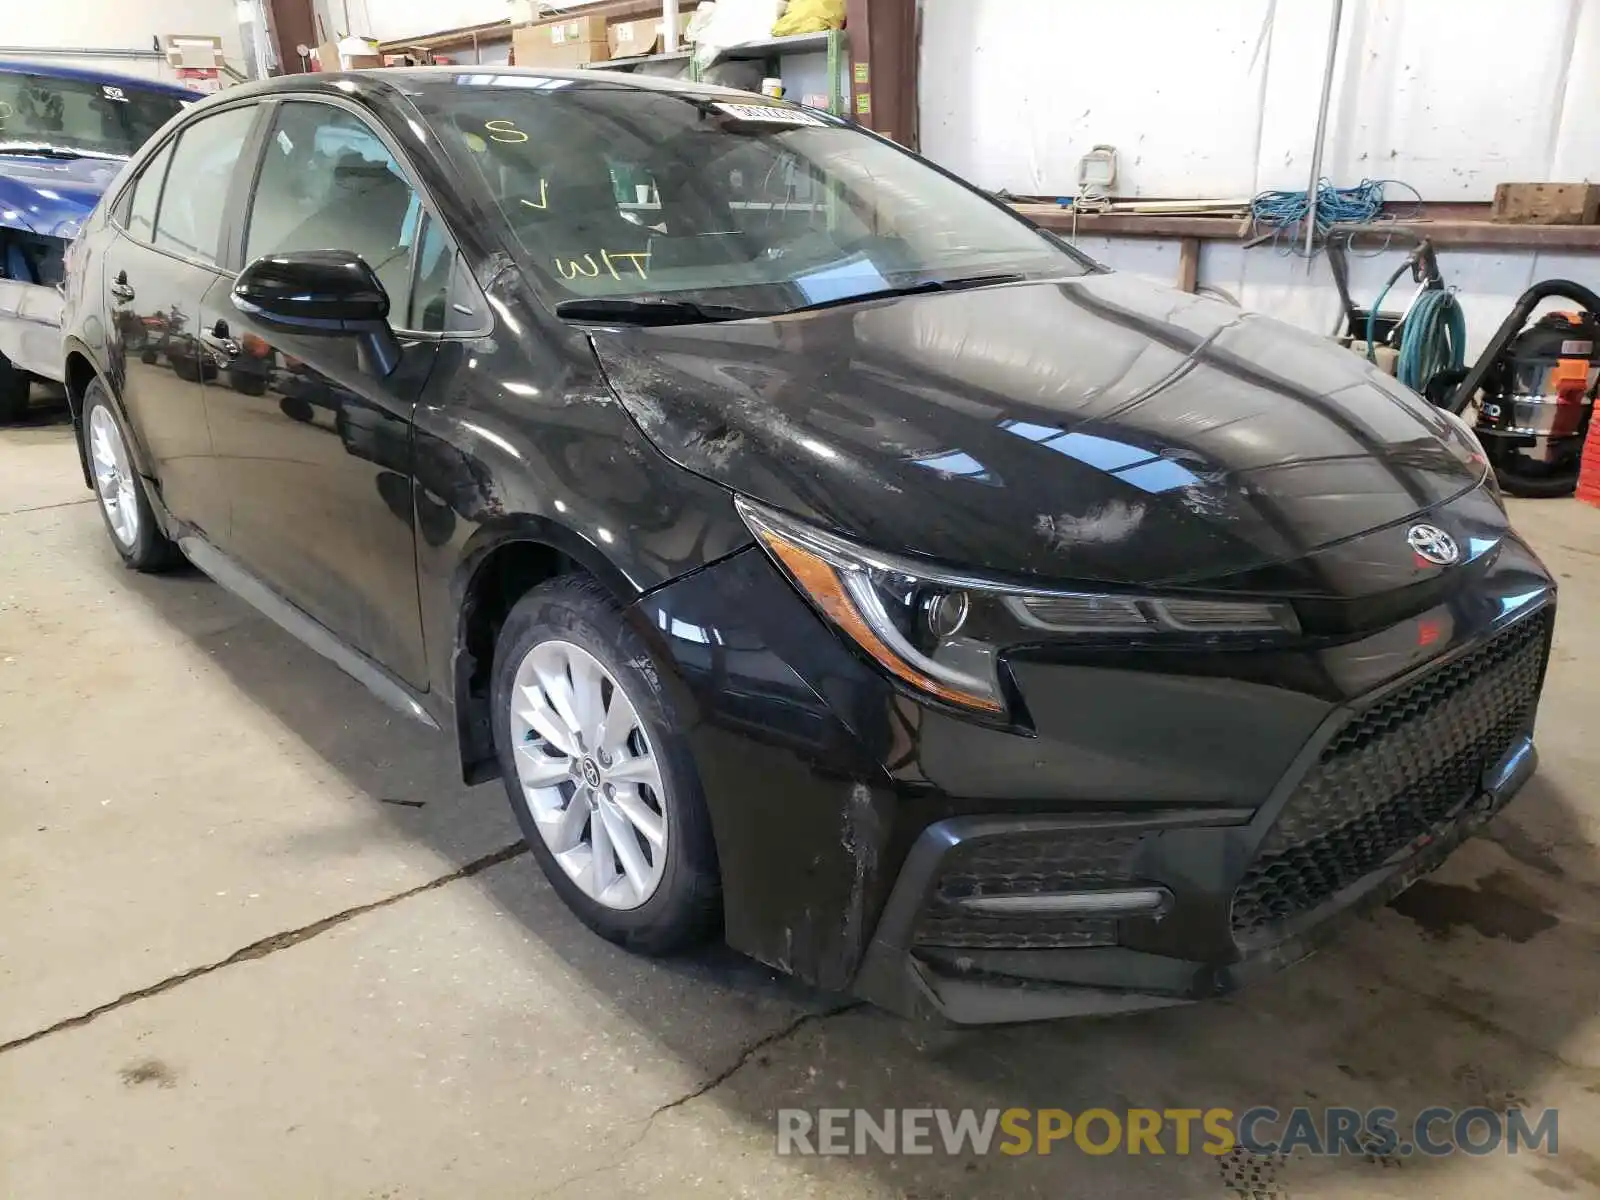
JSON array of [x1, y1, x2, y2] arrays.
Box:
[[1329, 233, 1600, 497]]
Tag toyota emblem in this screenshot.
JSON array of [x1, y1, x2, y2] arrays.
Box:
[[1407, 523, 1459, 566]]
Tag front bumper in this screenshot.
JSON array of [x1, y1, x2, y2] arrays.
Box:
[[854, 731, 1538, 1025], [628, 511, 1557, 1024]]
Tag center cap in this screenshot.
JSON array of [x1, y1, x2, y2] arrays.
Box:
[[581, 757, 602, 789]]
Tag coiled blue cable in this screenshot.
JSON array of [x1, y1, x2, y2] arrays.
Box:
[[1366, 279, 1467, 392], [1249, 178, 1424, 255]]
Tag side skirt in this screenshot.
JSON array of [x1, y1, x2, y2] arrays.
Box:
[[177, 534, 439, 730]]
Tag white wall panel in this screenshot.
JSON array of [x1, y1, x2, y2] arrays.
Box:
[[0, 0, 244, 80], [359, 0, 506, 40], [359, 0, 594, 41], [920, 0, 1276, 197], [1321, 0, 1587, 198], [1550, 0, 1600, 182], [923, 0, 1600, 201]]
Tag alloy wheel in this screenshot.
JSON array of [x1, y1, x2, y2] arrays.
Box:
[[509, 639, 668, 910], [88, 405, 140, 548]]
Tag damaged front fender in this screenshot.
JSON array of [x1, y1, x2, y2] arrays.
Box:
[[627, 545, 907, 992]]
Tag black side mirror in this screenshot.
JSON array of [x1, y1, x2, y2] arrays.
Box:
[[233, 250, 401, 376]]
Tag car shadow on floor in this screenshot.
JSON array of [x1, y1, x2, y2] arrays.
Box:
[[118, 561, 1600, 1197], [16, 382, 72, 428]]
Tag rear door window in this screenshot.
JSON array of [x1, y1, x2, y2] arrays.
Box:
[[153, 105, 257, 264], [123, 139, 175, 243]]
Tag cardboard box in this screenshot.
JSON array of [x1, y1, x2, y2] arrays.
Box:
[[313, 36, 384, 71], [383, 45, 435, 66], [544, 15, 610, 45], [608, 17, 663, 58], [1491, 182, 1600, 226], [513, 22, 610, 67]]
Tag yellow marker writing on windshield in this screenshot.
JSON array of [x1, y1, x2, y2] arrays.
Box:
[[555, 254, 602, 281], [554, 250, 652, 282], [602, 250, 651, 281], [518, 179, 551, 210], [484, 119, 528, 144]]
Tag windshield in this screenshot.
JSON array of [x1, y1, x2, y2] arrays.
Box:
[[418, 76, 1092, 315], [0, 71, 188, 159]]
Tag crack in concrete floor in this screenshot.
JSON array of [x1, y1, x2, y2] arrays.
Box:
[[528, 1002, 867, 1200], [2, 809, 869, 1199], [0, 840, 529, 1056], [0, 497, 96, 518]]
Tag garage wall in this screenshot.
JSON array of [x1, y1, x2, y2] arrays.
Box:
[[921, 0, 1600, 200], [920, 0, 1600, 357], [354, 0, 592, 41], [0, 0, 245, 82]]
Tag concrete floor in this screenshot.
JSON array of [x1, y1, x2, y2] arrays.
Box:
[[3, 391, 1599, 1200]]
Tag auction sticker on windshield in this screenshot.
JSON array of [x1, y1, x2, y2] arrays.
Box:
[[711, 102, 828, 126]]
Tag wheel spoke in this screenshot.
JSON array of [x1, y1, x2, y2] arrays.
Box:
[[587, 794, 616, 895], [538, 659, 585, 748], [543, 789, 590, 854], [91, 436, 115, 471], [610, 785, 665, 848], [515, 685, 579, 757], [597, 689, 640, 756], [606, 753, 660, 788], [599, 798, 651, 899], [513, 743, 571, 787], [569, 654, 605, 741]]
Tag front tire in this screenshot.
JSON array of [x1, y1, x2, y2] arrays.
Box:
[[0, 352, 29, 424], [83, 379, 183, 572], [491, 576, 721, 954]]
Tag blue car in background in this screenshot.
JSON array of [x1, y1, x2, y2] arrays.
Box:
[[0, 61, 194, 420]]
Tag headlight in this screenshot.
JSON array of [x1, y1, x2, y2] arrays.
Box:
[[737, 498, 1299, 716]]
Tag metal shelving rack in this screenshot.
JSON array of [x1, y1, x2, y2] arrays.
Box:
[[587, 21, 848, 116]]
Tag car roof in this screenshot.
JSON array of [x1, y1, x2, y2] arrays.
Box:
[[219, 64, 757, 105], [0, 59, 198, 99], [0, 58, 200, 98]]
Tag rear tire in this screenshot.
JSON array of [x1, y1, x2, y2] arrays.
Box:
[[83, 379, 184, 572], [0, 352, 29, 424], [491, 575, 721, 954]]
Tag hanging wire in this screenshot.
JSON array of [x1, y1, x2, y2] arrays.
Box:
[[1249, 178, 1424, 256]]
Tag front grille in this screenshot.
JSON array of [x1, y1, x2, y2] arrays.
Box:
[[1231, 609, 1551, 937], [914, 829, 1140, 950]]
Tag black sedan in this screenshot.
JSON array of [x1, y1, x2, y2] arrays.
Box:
[[59, 68, 1556, 1025]]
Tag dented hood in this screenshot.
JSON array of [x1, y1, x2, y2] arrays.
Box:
[[0, 153, 120, 236], [592, 272, 1485, 586]]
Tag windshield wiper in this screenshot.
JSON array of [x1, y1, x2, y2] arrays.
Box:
[[0, 143, 117, 161], [554, 298, 760, 326], [786, 273, 1028, 314]]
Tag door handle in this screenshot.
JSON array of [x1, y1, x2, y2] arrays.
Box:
[[203, 319, 241, 360], [109, 271, 135, 303]]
